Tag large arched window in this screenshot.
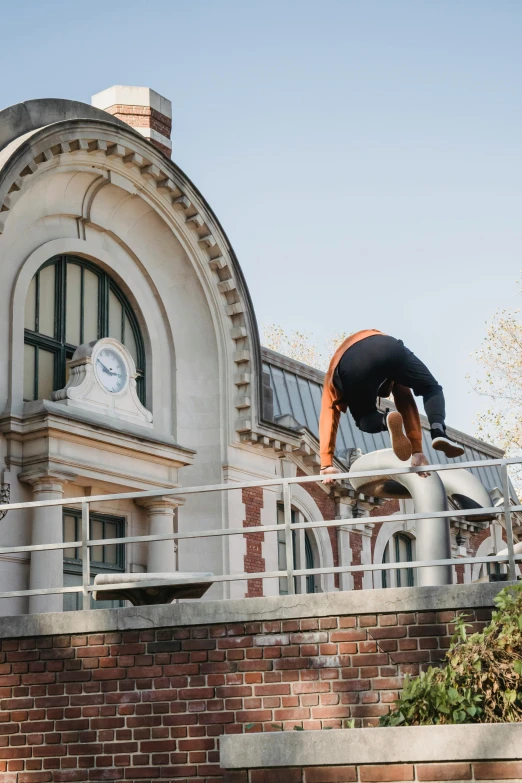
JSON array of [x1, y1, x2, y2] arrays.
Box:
[[24, 255, 145, 403]]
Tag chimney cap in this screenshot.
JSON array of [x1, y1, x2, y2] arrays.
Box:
[[91, 85, 172, 120]]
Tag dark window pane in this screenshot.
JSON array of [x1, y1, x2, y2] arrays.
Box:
[[91, 519, 103, 562], [83, 269, 99, 343], [123, 314, 138, 366], [297, 378, 318, 432], [37, 349, 54, 401], [284, 372, 306, 425], [305, 533, 315, 594], [271, 366, 292, 417], [63, 571, 82, 612], [38, 265, 55, 337], [25, 276, 36, 331], [109, 290, 123, 342], [63, 515, 77, 559], [66, 262, 82, 346], [23, 344, 35, 401]]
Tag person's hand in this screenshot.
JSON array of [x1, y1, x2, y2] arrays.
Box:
[[411, 452, 430, 478], [320, 466, 339, 485]]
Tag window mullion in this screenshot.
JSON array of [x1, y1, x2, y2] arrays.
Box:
[[33, 345, 38, 401], [35, 272, 40, 333], [100, 273, 108, 338], [80, 266, 84, 346]]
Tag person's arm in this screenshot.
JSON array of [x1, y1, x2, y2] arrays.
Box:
[[319, 375, 341, 470]]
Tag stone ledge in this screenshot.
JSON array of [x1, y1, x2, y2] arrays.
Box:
[[0, 581, 510, 639], [220, 723, 522, 768]]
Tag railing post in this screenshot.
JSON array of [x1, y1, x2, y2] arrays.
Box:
[[501, 464, 517, 581], [283, 482, 295, 595], [81, 502, 90, 610]]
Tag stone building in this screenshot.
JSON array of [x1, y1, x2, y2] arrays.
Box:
[[0, 85, 510, 617]]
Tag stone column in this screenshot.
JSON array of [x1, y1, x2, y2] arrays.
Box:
[[22, 471, 75, 615], [137, 497, 182, 573]]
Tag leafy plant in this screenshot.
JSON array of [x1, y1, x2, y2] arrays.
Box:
[[380, 584, 522, 726]]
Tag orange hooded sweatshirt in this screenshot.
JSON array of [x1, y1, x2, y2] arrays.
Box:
[[319, 330, 423, 467]]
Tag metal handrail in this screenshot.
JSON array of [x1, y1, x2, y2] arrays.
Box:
[[0, 455, 519, 609]]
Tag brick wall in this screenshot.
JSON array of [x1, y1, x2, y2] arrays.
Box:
[[0, 606, 492, 782], [242, 487, 265, 598], [102, 104, 171, 157], [224, 760, 522, 782]]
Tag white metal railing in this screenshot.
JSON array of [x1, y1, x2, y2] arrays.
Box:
[[0, 456, 520, 610]]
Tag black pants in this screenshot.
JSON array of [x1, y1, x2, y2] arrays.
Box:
[[335, 335, 445, 434]]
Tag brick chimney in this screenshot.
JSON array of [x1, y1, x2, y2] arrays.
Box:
[[91, 85, 172, 157]]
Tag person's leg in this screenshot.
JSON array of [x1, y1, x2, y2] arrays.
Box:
[[393, 343, 464, 458], [391, 343, 444, 425]]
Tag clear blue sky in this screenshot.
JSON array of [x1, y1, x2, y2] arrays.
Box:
[[1, 0, 521, 437]]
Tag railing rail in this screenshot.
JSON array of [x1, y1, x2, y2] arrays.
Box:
[[0, 455, 519, 607]]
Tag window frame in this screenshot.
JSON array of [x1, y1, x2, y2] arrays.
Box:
[[277, 505, 317, 595], [382, 532, 415, 589], [24, 255, 145, 403], [62, 508, 126, 611]]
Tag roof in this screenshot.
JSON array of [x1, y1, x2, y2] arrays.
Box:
[[262, 347, 506, 494]]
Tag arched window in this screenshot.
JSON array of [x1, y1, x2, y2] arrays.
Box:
[[24, 255, 145, 403], [382, 533, 415, 588], [277, 505, 317, 595]]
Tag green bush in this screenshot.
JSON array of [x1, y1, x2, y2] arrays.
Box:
[[379, 584, 522, 726]]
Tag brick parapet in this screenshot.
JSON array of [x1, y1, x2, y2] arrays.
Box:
[[224, 760, 522, 781], [0, 603, 494, 780]]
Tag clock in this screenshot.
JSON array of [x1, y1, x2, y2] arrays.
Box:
[[51, 337, 153, 427], [94, 345, 128, 394]]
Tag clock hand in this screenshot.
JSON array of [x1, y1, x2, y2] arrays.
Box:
[[97, 359, 120, 377], [97, 359, 119, 376]]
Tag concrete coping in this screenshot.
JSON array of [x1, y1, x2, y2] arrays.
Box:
[[0, 582, 510, 640], [219, 723, 522, 768]]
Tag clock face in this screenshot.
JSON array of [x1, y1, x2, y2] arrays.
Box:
[[94, 347, 128, 394]]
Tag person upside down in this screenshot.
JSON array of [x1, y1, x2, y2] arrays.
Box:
[[319, 330, 465, 484]]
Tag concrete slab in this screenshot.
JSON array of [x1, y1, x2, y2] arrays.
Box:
[[220, 723, 522, 768], [0, 581, 511, 639], [92, 572, 214, 604]]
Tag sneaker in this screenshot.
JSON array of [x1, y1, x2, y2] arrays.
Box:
[[386, 411, 412, 461], [431, 427, 465, 459]]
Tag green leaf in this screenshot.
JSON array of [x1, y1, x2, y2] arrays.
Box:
[[293, 726, 304, 731]]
